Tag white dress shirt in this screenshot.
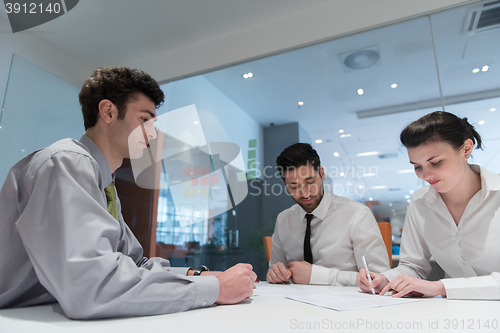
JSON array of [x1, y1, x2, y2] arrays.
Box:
[[383, 165, 500, 300], [0, 136, 219, 318], [270, 192, 390, 286]]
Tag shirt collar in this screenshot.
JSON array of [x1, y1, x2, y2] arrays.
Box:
[[297, 191, 331, 222], [423, 164, 500, 206], [79, 135, 113, 188]]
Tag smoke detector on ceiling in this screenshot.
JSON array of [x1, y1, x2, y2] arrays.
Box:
[[339, 46, 381, 72], [463, 0, 500, 35]]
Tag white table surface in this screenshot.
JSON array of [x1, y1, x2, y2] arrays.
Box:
[[1, 283, 499, 333]]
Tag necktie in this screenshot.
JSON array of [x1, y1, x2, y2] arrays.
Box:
[[304, 214, 314, 264], [104, 182, 119, 221]]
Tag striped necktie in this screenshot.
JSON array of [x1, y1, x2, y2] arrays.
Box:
[[104, 182, 119, 221]]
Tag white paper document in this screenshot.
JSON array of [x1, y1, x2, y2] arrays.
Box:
[[286, 291, 419, 311], [253, 284, 419, 311]]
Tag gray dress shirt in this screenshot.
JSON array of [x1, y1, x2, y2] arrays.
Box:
[[0, 135, 219, 319]]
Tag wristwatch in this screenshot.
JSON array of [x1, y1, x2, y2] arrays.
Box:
[[193, 265, 209, 276]]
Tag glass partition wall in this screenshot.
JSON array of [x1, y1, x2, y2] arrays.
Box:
[[152, 0, 500, 278], [1, 1, 498, 279]]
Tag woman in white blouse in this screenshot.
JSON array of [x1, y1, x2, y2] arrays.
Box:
[[357, 111, 500, 300]]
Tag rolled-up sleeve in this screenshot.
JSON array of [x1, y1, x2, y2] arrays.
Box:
[[16, 152, 219, 319]]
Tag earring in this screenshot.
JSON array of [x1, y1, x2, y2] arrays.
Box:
[[465, 155, 470, 159]]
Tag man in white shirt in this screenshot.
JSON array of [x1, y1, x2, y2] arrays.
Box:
[[266, 143, 389, 286]]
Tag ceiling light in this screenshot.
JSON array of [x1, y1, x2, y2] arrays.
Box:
[[339, 172, 345, 177], [357, 151, 379, 157], [242, 74, 248, 79], [388, 203, 392, 206], [398, 169, 414, 174], [369, 197, 373, 201], [298, 101, 304, 106], [339, 129, 344, 134], [21, 149, 25, 152], [357, 89, 364, 95], [358, 185, 363, 189], [194, 121, 199, 125], [372, 185, 387, 189], [472, 68, 480, 73], [491, 108, 496, 112], [407, 199, 411, 203], [340, 133, 351, 138], [333, 152, 340, 157], [391, 83, 398, 89], [482, 65, 489, 72], [315, 139, 323, 144], [247, 73, 253, 77], [478, 120, 485, 125], [410, 189, 414, 194], [362, 173, 376, 177], [405, 195, 410, 199], [242, 73, 253, 79]]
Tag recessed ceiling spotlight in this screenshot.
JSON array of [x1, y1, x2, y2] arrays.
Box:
[[482, 65, 489, 72], [407, 199, 411, 203], [371, 185, 387, 189], [315, 139, 323, 144], [369, 197, 373, 201], [194, 121, 199, 125], [339, 129, 344, 134], [242, 72, 253, 79], [478, 120, 485, 125], [410, 189, 414, 194], [491, 108, 496, 112], [21, 149, 25, 152], [388, 203, 393, 206], [405, 195, 410, 199], [391, 83, 398, 89], [247, 72, 253, 77], [357, 88, 364, 95], [242, 74, 248, 79], [298, 101, 304, 106], [358, 185, 363, 189], [333, 152, 340, 157], [472, 68, 480, 73], [340, 133, 351, 138], [339, 172, 345, 177]]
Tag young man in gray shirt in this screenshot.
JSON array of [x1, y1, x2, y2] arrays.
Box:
[[0, 67, 256, 319]]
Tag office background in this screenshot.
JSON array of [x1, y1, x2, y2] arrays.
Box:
[[1, 0, 498, 279]]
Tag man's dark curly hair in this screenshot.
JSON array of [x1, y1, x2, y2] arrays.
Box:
[[276, 143, 321, 178], [79, 67, 165, 130]]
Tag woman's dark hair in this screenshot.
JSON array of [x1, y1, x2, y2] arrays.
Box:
[[400, 111, 482, 150], [79, 67, 165, 130], [276, 143, 321, 178]]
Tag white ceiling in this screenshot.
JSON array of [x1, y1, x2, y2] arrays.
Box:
[[3, 0, 330, 67], [201, 2, 500, 217]]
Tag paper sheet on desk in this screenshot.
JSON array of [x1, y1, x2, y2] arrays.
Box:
[[253, 284, 419, 311], [286, 292, 419, 311]]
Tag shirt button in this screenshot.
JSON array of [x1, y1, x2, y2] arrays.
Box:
[[202, 301, 207, 306]]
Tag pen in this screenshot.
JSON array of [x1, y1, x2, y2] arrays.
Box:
[[362, 255, 376, 295]]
